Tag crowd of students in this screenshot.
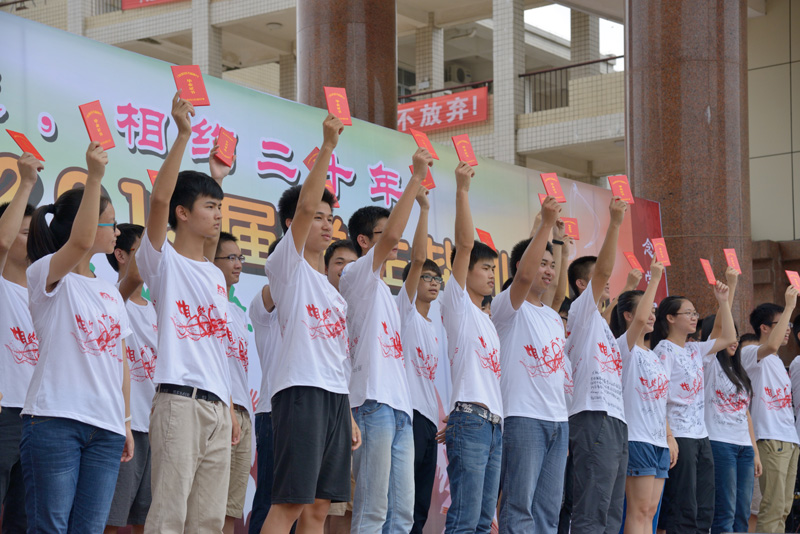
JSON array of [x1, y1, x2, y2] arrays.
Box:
[[1, 91, 800, 534]]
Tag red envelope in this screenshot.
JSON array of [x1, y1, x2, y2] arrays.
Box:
[[6, 130, 44, 161], [607, 175, 634, 204], [171, 65, 210, 106], [723, 248, 741, 274], [325, 179, 340, 208], [787, 270, 800, 291], [700, 259, 716, 285], [562, 217, 579, 240], [540, 173, 566, 203], [409, 165, 436, 190], [451, 134, 478, 166], [476, 228, 496, 252], [147, 169, 158, 186], [304, 147, 321, 171], [215, 127, 237, 167], [409, 128, 438, 160], [79, 100, 115, 150], [538, 193, 547, 205], [323, 87, 353, 126], [624, 252, 643, 272], [651, 238, 671, 266]]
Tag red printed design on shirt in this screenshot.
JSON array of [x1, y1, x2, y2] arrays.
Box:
[[172, 301, 227, 341], [520, 338, 565, 378], [594, 341, 622, 376], [379, 321, 403, 360], [637, 375, 670, 401], [763, 385, 792, 410], [476, 336, 501, 379], [563, 366, 574, 396], [412, 347, 437, 380], [72, 314, 122, 360], [127, 344, 156, 382], [714, 390, 749, 414], [217, 285, 227, 297], [5, 327, 39, 365], [99, 292, 117, 303], [678, 374, 703, 402], [225, 327, 249, 372], [303, 304, 347, 341]]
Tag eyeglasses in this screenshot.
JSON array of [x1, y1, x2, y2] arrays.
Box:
[[770, 321, 795, 329], [215, 254, 246, 263], [420, 274, 443, 284], [97, 222, 117, 231], [675, 311, 700, 319]]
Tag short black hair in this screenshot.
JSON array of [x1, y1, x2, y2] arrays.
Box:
[[750, 303, 784, 337], [481, 294, 493, 308], [0, 202, 35, 219], [449, 240, 498, 270], [169, 171, 224, 229], [401, 258, 442, 282], [268, 236, 282, 256], [215, 231, 237, 256], [739, 332, 759, 345], [509, 238, 554, 277], [348, 206, 391, 257], [277, 185, 336, 234], [568, 256, 597, 297], [324, 239, 357, 268], [106, 223, 144, 272]]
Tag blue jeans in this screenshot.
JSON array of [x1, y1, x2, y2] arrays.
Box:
[[710, 440, 754, 534], [499, 417, 568, 534], [351, 400, 414, 534], [444, 410, 502, 534], [20, 415, 125, 533], [249, 413, 274, 534]]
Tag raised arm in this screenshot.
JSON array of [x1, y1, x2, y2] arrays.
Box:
[[508, 196, 560, 309], [291, 114, 342, 253], [45, 143, 107, 288], [118, 241, 143, 302], [710, 267, 739, 340], [591, 197, 628, 304], [202, 139, 235, 260], [121, 340, 134, 462], [550, 235, 571, 312], [372, 149, 431, 271], [0, 154, 40, 274], [626, 257, 664, 350], [708, 281, 737, 354], [146, 91, 194, 251], [403, 187, 430, 304], [451, 162, 475, 289], [757, 285, 798, 359], [543, 219, 565, 308]]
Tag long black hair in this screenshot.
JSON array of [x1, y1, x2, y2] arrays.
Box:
[[650, 295, 688, 350], [610, 290, 644, 339], [28, 187, 111, 263], [701, 314, 752, 397]]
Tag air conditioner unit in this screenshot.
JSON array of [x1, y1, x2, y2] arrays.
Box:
[[445, 64, 472, 85]]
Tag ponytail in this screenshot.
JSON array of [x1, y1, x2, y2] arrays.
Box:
[[650, 295, 687, 351], [610, 290, 644, 339]]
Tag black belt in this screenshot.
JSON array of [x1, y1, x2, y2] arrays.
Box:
[[454, 401, 501, 424], [157, 384, 222, 403], [233, 404, 249, 413]]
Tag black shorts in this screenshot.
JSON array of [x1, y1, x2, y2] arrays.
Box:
[[271, 386, 352, 504]]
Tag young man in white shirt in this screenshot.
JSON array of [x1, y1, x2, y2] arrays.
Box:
[[742, 290, 800, 533], [138, 92, 239, 534], [493, 196, 566, 534], [340, 148, 433, 534], [261, 114, 361, 534], [325, 239, 358, 292], [563, 197, 629, 534], [441, 162, 504, 533]]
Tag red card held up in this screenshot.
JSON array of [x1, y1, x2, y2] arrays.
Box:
[[6, 130, 44, 161], [409, 165, 436, 190], [323, 87, 353, 126], [723, 248, 741, 274], [79, 100, 115, 150], [147, 169, 159, 186], [451, 134, 478, 166], [171, 65, 210, 106], [624, 251, 643, 272], [215, 127, 237, 167], [325, 180, 340, 208], [700, 259, 717, 285], [476, 228, 496, 252], [607, 175, 634, 204], [304, 147, 321, 171], [562, 217, 579, 240], [651, 238, 671, 267], [538, 193, 547, 205], [409, 128, 438, 160], [787, 270, 800, 291], [540, 173, 566, 203]]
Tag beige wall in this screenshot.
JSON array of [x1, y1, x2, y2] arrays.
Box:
[[748, 0, 800, 240]]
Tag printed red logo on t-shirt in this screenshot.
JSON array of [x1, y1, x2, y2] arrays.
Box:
[[302, 303, 347, 341], [127, 344, 156, 382], [763, 385, 792, 410], [379, 321, 404, 361], [217, 285, 227, 297], [6, 326, 39, 365], [72, 314, 122, 360], [637, 376, 669, 401], [412, 347, 437, 380], [477, 336, 501, 379], [594, 342, 622, 376], [225, 329, 249, 372], [714, 389, 748, 413], [520, 338, 565, 378], [679, 376, 703, 401], [172, 301, 227, 341], [563, 367, 574, 396], [99, 292, 117, 303]]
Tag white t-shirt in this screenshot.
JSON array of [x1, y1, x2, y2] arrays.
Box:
[[619, 332, 669, 447], [226, 304, 251, 412], [340, 248, 412, 416], [704, 355, 751, 446], [441, 280, 503, 418], [0, 276, 38, 408], [264, 226, 349, 396], [398, 283, 440, 426], [742, 344, 798, 444], [124, 299, 158, 433], [564, 281, 625, 422], [250, 289, 281, 414], [136, 231, 231, 404], [789, 356, 800, 443], [492, 289, 567, 422], [654, 339, 715, 439], [23, 255, 131, 435]]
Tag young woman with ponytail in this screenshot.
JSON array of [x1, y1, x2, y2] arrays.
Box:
[[20, 142, 133, 532]]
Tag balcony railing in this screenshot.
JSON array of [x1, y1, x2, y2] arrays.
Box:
[[398, 79, 493, 103]]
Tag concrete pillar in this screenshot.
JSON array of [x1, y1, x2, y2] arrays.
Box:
[[414, 13, 444, 97], [192, 0, 223, 77], [279, 53, 297, 101], [492, 0, 525, 165], [570, 10, 601, 78]]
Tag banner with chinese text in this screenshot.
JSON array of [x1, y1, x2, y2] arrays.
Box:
[[397, 87, 488, 133]]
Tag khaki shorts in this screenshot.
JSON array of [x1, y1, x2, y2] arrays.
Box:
[[226, 409, 253, 517], [327, 470, 356, 516]]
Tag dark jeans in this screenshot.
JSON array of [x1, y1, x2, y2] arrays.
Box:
[[557, 451, 573, 534], [658, 436, 715, 534], [0, 408, 26, 533], [411, 411, 437, 534], [248, 412, 273, 534], [709, 440, 754, 534]]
